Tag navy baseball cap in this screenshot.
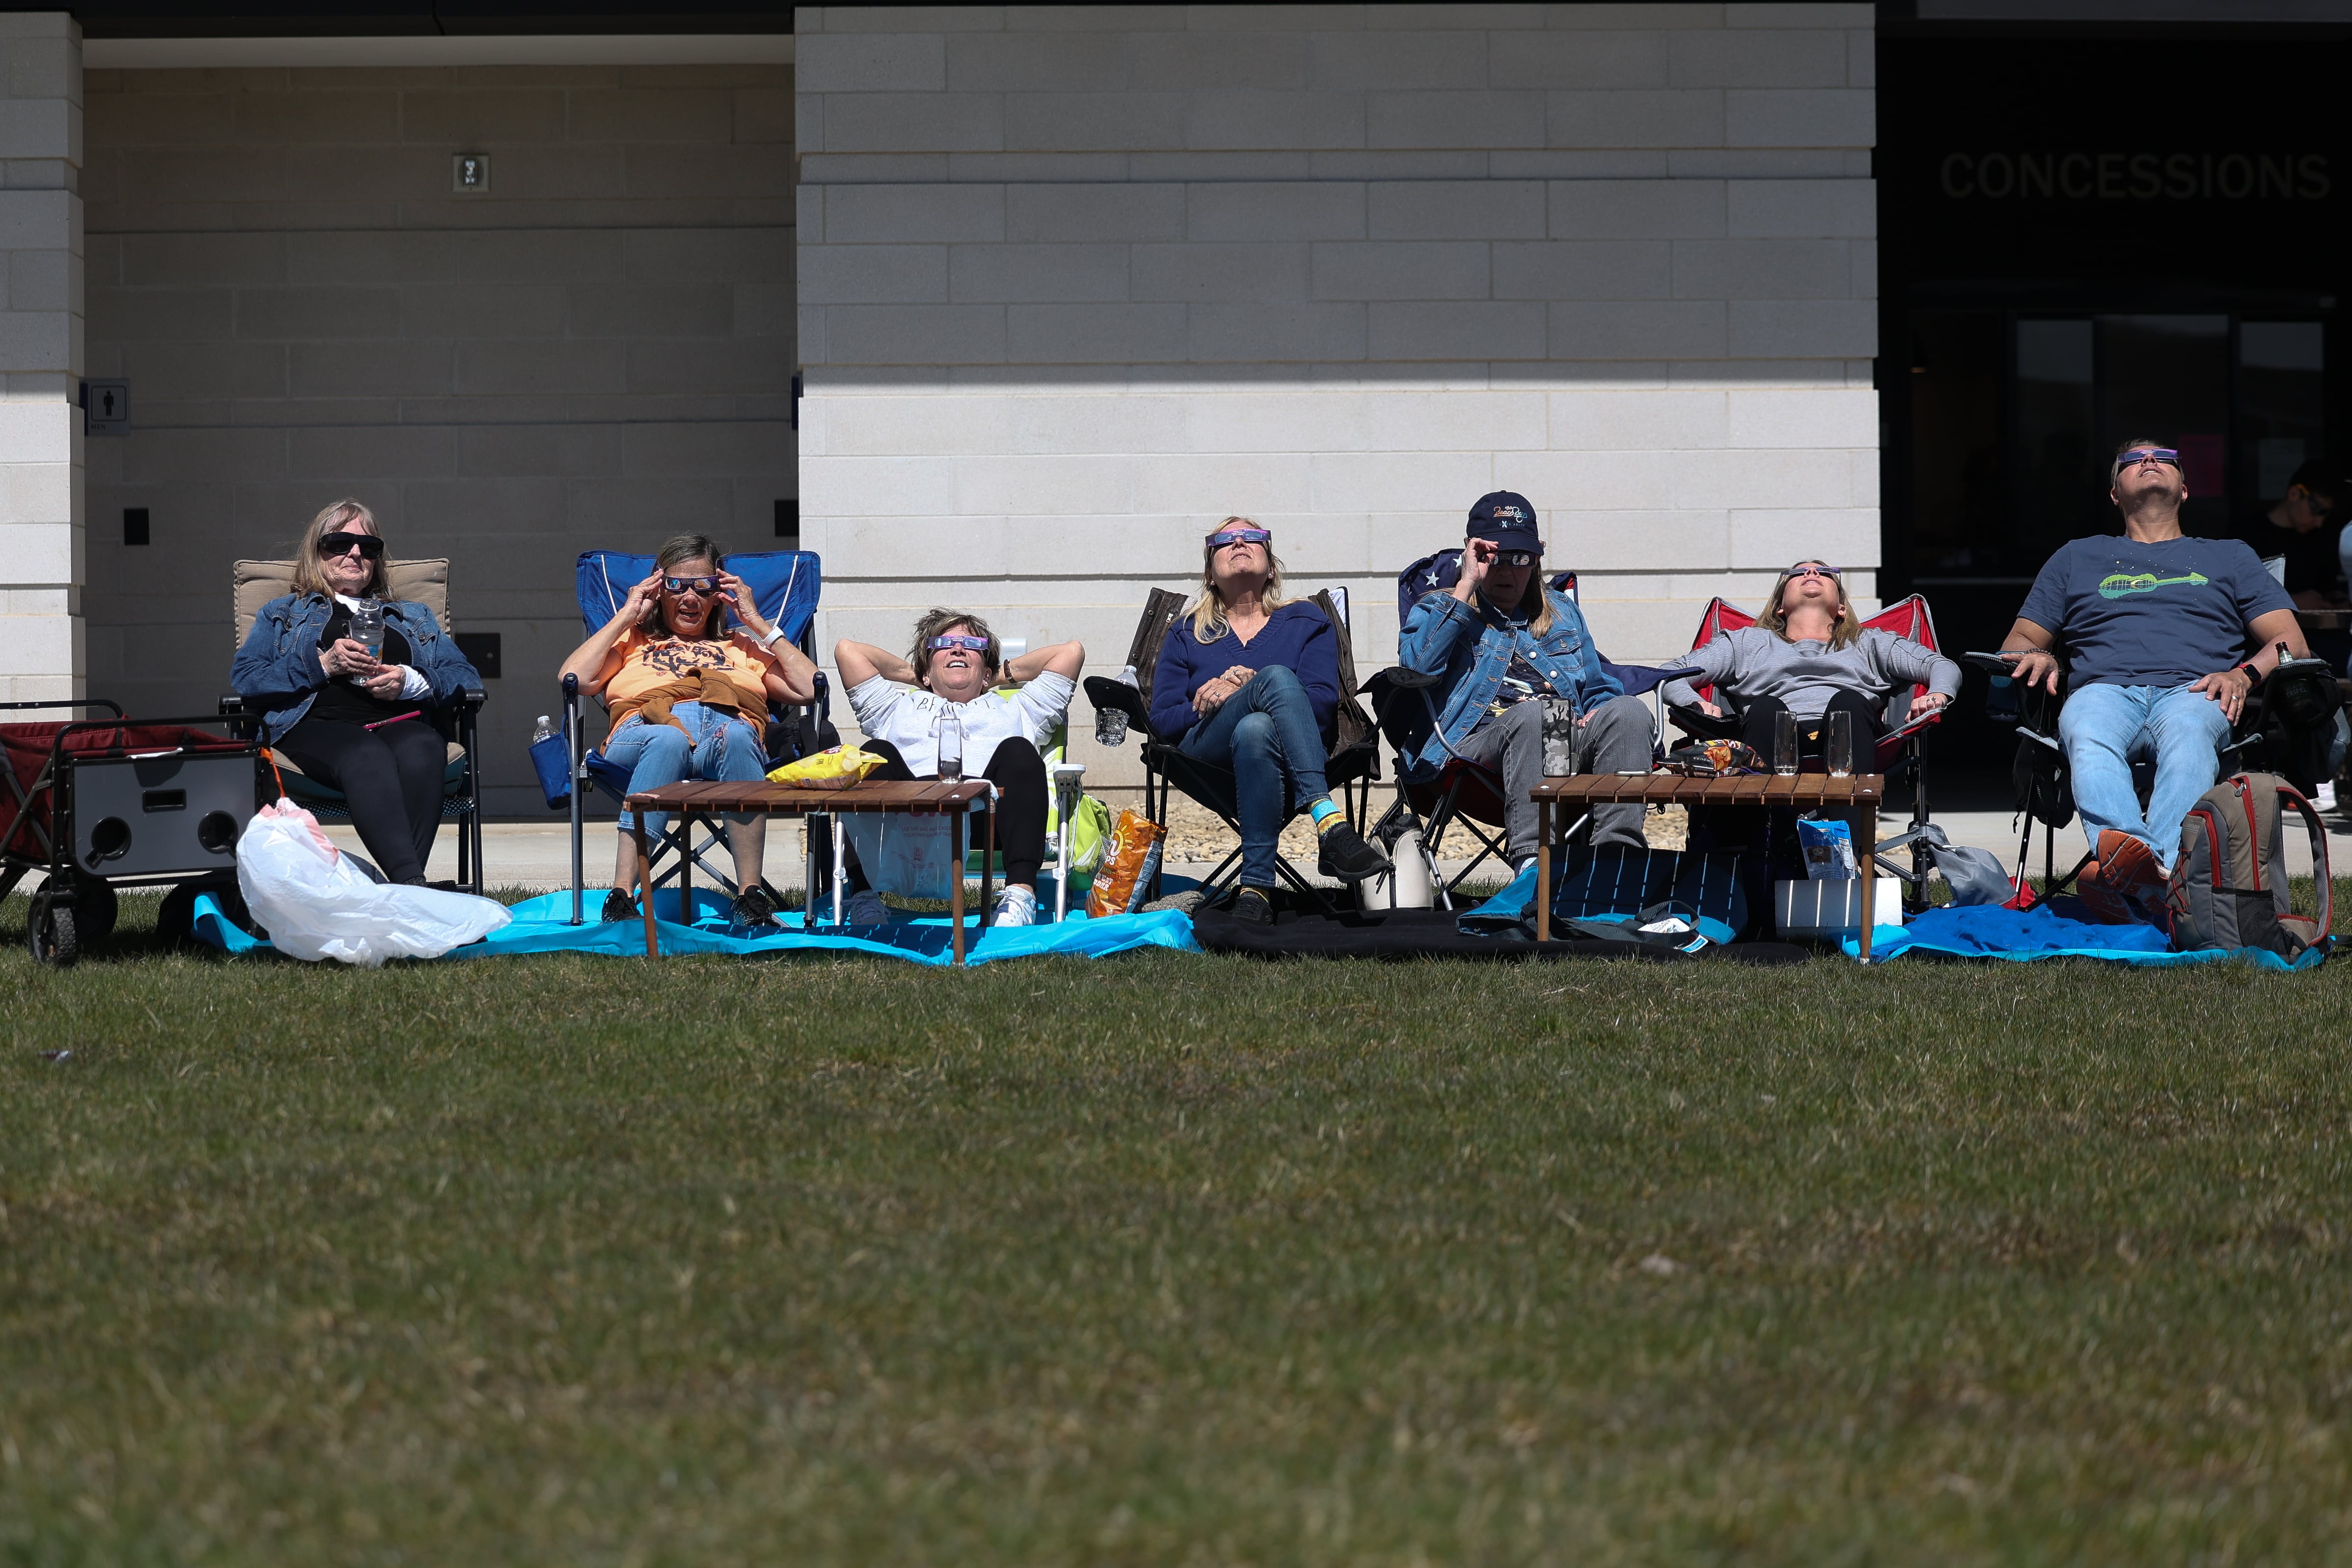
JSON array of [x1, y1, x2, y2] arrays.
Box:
[[1467, 491, 1540, 554]]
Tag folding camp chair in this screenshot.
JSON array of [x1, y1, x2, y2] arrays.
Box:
[[1962, 643, 2345, 903], [1366, 556, 1691, 907], [219, 557, 487, 895], [1083, 587, 1379, 911], [1662, 594, 1948, 912], [556, 549, 828, 924]]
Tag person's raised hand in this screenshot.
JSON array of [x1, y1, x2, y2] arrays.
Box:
[[2008, 647, 2060, 695], [624, 572, 664, 628], [1453, 538, 1497, 601], [2190, 666, 2254, 725], [718, 570, 769, 640]]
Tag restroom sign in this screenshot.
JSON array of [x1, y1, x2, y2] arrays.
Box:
[[81, 380, 128, 436]]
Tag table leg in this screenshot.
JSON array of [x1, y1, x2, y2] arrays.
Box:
[[951, 809, 967, 965], [803, 812, 819, 929], [1536, 798, 1552, 943], [977, 796, 994, 935], [1855, 799, 1878, 964], [633, 816, 658, 959], [678, 809, 691, 921]]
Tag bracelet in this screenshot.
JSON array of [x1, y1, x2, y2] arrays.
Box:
[[757, 624, 786, 649]]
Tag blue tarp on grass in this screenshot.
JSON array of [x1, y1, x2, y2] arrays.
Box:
[[1841, 902, 2326, 971], [192, 888, 1199, 966]]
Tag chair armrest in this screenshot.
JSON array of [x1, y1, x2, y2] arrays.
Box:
[[219, 693, 246, 717], [1962, 650, 2020, 675], [1368, 664, 1439, 692], [1664, 702, 1741, 742], [1083, 676, 1150, 727], [452, 687, 487, 711]]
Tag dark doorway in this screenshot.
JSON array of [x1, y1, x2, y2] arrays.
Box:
[[1879, 19, 2351, 757]]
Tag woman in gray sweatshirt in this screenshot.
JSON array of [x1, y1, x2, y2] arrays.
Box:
[[1661, 560, 1961, 761]]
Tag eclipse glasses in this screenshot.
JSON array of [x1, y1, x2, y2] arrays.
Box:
[[662, 575, 723, 596], [1784, 562, 1840, 580], [317, 531, 385, 560], [2112, 446, 2181, 475], [927, 634, 991, 653], [1208, 527, 1272, 548]]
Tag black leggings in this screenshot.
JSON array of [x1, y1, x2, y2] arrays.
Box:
[[848, 736, 1048, 891], [274, 716, 445, 883], [1738, 688, 1883, 763]]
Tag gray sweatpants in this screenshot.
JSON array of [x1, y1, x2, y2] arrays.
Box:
[[1451, 693, 1655, 859]]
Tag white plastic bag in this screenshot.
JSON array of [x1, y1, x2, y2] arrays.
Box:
[[236, 799, 511, 967], [841, 812, 962, 901]]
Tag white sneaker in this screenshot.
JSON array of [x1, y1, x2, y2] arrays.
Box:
[[2316, 781, 2339, 814], [846, 888, 889, 925], [991, 884, 1038, 927]]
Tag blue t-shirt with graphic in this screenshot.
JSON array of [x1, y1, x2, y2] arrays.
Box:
[[2017, 535, 2293, 688]]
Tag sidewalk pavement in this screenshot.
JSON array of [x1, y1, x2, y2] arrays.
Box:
[[360, 791, 2352, 893]]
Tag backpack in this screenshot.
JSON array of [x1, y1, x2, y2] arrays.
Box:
[[2165, 772, 2334, 959]]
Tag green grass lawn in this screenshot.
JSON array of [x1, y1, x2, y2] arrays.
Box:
[[5, 888, 2352, 1564]]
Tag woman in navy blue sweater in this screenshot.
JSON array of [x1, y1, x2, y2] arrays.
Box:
[[1151, 519, 1388, 921]]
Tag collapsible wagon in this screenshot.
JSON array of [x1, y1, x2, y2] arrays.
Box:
[[0, 699, 260, 965]]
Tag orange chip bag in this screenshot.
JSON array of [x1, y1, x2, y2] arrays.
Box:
[[1085, 808, 1165, 919]]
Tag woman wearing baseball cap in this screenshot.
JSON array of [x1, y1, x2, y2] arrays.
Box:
[[1397, 491, 1658, 869], [1150, 517, 1391, 923]]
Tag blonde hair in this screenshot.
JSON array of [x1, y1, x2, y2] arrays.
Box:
[[291, 498, 389, 599], [1758, 561, 1862, 650], [1470, 549, 1554, 638], [1189, 517, 1287, 641]]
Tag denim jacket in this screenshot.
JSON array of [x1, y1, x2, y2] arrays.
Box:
[[1394, 586, 1623, 775], [231, 592, 481, 742]]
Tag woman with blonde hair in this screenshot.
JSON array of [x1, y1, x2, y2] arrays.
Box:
[[229, 498, 481, 885], [1148, 518, 1388, 923], [1661, 558, 1960, 761]]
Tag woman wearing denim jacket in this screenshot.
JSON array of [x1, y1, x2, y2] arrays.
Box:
[[1397, 491, 1657, 869], [230, 498, 481, 885]]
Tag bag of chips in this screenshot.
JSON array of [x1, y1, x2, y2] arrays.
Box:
[[1662, 738, 1766, 776], [766, 745, 885, 788], [1085, 808, 1165, 918]]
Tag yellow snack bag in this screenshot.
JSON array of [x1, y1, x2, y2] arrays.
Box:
[[1085, 808, 1165, 918], [766, 745, 886, 787]]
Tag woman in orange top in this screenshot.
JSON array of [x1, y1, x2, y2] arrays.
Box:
[[559, 532, 817, 926]]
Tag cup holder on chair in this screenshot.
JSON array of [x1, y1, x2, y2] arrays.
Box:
[[197, 810, 240, 854], [86, 817, 132, 866]]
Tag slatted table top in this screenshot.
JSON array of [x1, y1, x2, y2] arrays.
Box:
[[1528, 772, 1885, 806], [622, 779, 993, 815]]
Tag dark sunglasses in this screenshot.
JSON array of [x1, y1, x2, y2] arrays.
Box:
[[1787, 563, 1840, 580], [1208, 527, 1272, 548], [318, 531, 385, 560], [663, 576, 722, 595], [2113, 447, 2180, 472], [1476, 548, 1538, 568], [927, 634, 991, 653]]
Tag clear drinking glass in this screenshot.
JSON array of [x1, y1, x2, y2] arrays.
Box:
[[1825, 709, 1854, 777], [1773, 709, 1799, 775]]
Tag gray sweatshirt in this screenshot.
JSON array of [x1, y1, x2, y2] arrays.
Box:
[[1660, 626, 1962, 721]]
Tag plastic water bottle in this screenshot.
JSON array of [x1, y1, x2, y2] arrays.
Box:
[[531, 715, 554, 745], [1095, 664, 1138, 746], [936, 706, 965, 782]]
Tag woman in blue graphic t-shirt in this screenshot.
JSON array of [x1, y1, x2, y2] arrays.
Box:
[[1999, 438, 2313, 921]]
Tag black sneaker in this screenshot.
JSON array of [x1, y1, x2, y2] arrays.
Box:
[[601, 889, 638, 924], [1228, 886, 1275, 926], [729, 884, 780, 929], [1316, 821, 1393, 884]]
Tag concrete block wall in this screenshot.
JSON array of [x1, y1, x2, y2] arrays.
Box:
[[0, 12, 83, 703], [79, 59, 793, 813], [798, 3, 1878, 789]]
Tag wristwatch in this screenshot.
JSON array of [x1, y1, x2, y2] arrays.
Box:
[[757, 624, 787, 650], [2237, 661, 2262, 688]]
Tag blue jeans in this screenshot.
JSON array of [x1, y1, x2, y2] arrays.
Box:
[[1177, 664, 1330, 888], [2058, 682, 2233, 870], [606, 701, 766, 841]]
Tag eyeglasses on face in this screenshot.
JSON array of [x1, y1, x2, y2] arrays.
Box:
[[318, 531, 385, 560], [1488, 549, 1538, 568], [663, 576, 722, 596], [1787, 563, 1840, 580], [927, 634, 990, 653], [2113, 447, 2181, 472], [1208, 527, 1272, 548]]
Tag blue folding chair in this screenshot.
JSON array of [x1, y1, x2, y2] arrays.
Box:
[[554, 550, 830, 924]]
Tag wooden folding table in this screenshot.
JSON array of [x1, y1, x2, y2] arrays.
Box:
[[1528, 772, 1887, 960], [622, 778, 996, 963]]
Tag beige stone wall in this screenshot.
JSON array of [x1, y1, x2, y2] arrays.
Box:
[[80, 60, 793, 812]]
